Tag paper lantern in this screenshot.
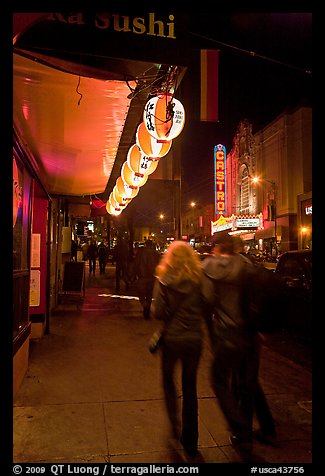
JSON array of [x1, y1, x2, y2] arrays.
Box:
[[143, 92, 185, 141], [127, 144, 159, 177], [121, 161, 148, 188], [116, 176, 139, 199], [106, 200, 122, 216], [136, 122, 172, 158], [109, 192, 124, 210], [113, 185, 131, 207]]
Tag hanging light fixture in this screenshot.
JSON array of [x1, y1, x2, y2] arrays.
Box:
[[116, 176, 139, 199], [143, 92, 185, 141], [121, 161, 148, 188], [109, 192, 125, 210], [127, 144, 159, 177], [106, 200, 122, 216], [113, 185, 132, 207], [136, 122, 172, 158]]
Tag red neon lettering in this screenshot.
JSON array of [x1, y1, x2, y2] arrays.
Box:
[[216, 191, 224, 200], [216, 161, 224, 170], [217, 202, 225, 211], [216, 171, 224, 180], [216, 151, 224, 160]]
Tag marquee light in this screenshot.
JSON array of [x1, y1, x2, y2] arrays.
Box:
[[143, 92, 185, 141], [136, 122, 172, 157], [121, 161, 148, 188], [127, 144, 159, 177]]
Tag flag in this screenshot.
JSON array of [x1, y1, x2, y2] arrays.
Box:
[[90, 198, 107, 217], [200, 49, 219, 122]]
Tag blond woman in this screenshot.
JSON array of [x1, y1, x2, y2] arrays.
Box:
[[153, 241, 207, 456]]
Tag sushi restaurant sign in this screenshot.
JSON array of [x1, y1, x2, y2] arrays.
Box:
[[49, 13, 178, 39], [43, 13, 189, 66]]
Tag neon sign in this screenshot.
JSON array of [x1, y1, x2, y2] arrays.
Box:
[[305, 205, 312, 215], [214, 144, 226, 215]]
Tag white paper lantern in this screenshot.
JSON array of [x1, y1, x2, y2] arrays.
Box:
[[143, 92, 185, 141]]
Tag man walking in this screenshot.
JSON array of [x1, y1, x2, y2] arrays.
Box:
[[135, 240, 161, 319], [201, 231, 276, 457]]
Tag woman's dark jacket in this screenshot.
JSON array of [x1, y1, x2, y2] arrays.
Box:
[[153, 275, 205, 340], [201, 253, 259, 349]]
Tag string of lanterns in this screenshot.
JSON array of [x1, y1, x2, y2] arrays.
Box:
[[106, 91, 185, 216]]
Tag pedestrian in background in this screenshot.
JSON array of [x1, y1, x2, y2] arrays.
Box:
[[135, 240, 161, 319], [201, 231, 263, 456], [114, 235, 130, 292], [98, 241, 108, 274], [127, 241, 140, 284], [153, 240, 207, 456], [87, 240, 98, 275]]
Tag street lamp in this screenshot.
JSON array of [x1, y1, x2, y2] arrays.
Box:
[[251, 176, 277, 256], [300, 226, 308, 249]]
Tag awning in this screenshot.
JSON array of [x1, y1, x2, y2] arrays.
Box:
[[13, 13, 188, 201]]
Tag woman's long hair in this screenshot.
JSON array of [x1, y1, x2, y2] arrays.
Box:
[[155, 240, 203, 286]]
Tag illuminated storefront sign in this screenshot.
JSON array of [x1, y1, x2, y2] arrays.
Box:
[[214, 144, 226, 215], [305, 204, 312, 215], [235, 217, 260, 228], [211, 213, 263, 235]]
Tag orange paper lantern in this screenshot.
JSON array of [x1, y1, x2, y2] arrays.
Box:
[[136, 122, 172, 158], [116, 176, 139, 199], [109, 192, 124, 210], [121, 161, 148, 188], [113, 185, 131, 207], [106, 200, 122, 216], [127, 144, 159, 177]]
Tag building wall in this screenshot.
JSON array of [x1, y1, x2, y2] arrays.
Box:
[[223, 107, 311, 253], [254, 106, 312, 252]]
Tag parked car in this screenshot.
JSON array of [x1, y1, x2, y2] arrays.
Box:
[[274, 250, 312, 341]]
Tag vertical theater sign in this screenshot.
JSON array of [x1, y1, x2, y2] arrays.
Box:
[[214, 144, 226, 215], [212, 143, 263, 237]]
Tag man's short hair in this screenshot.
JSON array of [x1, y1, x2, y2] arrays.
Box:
[[211, 231, 235, 254]]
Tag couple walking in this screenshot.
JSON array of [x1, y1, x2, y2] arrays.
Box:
[[152, 233, 276, 459]]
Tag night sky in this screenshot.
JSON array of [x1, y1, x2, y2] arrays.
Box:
[[124, 13, 312, 226], [179, 13, 312, 205]]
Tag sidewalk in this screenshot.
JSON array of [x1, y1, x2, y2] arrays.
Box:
[[13, 263, 312, 464]]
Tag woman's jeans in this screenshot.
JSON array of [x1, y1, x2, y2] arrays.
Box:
[[161, 336, 202, 449]]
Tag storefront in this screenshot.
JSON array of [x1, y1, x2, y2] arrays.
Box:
[[13, 140, 51, 398]]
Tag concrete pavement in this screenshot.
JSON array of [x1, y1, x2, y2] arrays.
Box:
[[13, 263, 312, 464]]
